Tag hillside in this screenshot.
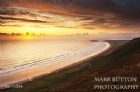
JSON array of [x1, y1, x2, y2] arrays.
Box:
[[54, 38, 140, 92]]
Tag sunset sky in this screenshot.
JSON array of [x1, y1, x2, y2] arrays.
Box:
[[0, 0, 140, 36]]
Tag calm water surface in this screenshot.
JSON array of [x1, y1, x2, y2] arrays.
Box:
[[0, 39, 92, 69]]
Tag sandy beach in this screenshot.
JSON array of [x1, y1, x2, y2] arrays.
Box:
[[0, 42, 110, 88]]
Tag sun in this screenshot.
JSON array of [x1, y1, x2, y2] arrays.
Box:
[[21, 35, 37, 40]]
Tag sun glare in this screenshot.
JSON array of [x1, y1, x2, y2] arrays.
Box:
[[21, 35, 37, 40]]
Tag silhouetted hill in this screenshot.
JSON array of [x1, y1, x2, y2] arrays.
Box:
[[111, 37, 140, 58], [54, 37, 140, 92]]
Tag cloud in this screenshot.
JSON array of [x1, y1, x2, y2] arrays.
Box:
[[0, 0, 9, 7], [0, 16, 48, 24], [24, 0, 140, 19], [0, 7, 81, 28], [0, 0, 140, 31]]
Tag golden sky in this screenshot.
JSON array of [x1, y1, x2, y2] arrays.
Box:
[[0, 0, 140, 37]]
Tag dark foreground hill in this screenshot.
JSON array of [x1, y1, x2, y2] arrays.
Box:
[[2, 38, 140, 92], [55, 38, 140, 92]]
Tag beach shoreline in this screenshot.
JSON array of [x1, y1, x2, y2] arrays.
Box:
[[0, 42, 111, 89]]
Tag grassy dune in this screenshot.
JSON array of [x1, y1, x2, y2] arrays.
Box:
[[2, 38, 140, 92]]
